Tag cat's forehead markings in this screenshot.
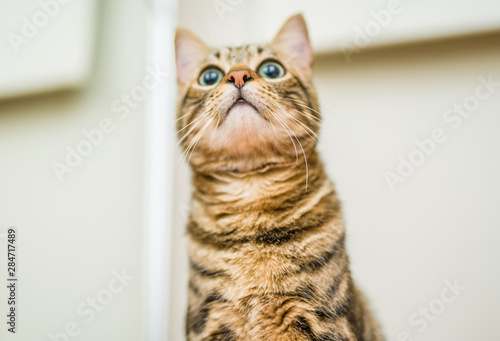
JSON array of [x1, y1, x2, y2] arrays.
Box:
[[207, 46, 270, 72], [212, 45, 262, 65], [213, 47, 232, 62]]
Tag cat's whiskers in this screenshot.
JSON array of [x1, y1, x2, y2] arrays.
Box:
[[317, 99, 355, 135], [286, 97, 322, 115], [178, 99, 227, 140], [178, 102, 223, 180], [283, 97, 322, 123], [177, 109, 213, 138], [260, 90, 320, 129], [183, 109, 219, 161], [292, 109, 322, 124], [211, 112, 222, 141], [177, 98, 226, 147], [268, 111, 279, 138], [185, 110, 218, 166], [270, 104, 309, 192], [265, 107, 298, 162], [175, 110, 193, 122], [178, 110, 218, 179], [267, 106, 309, 191], [290, 96, 354, 133], [177, 110, 212, 145], [272, 103, 319, 143], [210, 101, 227, 140]]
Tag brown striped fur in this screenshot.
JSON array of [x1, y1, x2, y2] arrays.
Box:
[[175, 14, 383, 341]]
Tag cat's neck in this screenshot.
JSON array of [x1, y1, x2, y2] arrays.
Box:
[[190, 149, 328, 212], [188, 149, 339, 239]]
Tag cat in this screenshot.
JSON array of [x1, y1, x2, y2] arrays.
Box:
[[174, 14, 383, 341]]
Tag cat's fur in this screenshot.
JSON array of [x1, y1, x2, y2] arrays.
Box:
[[175, 14, 383, 341]]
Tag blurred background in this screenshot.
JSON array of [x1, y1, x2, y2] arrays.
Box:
[[1, 0, 499, 340]]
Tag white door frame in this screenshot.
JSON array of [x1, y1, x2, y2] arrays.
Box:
[[143, 0, 178, 340]]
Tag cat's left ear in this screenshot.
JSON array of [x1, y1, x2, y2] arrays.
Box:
[[272, 14, 313, 77], [175, 28, 211, 87]]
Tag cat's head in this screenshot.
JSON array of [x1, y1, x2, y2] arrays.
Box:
[[175, 14, 320, 172]]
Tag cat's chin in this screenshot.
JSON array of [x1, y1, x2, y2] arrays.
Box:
[[208, 102, 273, 156], [223, 101, 263, 130], [226, 100, 259, 118]]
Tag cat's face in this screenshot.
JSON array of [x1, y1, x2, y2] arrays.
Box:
[[175, 15, 320, 172]]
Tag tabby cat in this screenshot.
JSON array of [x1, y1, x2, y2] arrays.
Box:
[[174, 14, 383, 341]]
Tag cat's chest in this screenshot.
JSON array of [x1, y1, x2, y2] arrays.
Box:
[[208, 240, 331, 300]]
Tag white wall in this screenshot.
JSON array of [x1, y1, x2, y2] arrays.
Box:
[[0, 0, 98, 99], [171, 2, 500, 340], [0, 1, 148, 340], [178, 0, 500, 53], [313, 35, 500, 340], [1, 1, 499, 340]]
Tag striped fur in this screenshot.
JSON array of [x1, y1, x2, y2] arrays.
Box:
[[175, 14, 383, 341]]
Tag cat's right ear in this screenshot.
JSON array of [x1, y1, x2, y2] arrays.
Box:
[[272, 14, 313, 78], [175, 28, 211, 87]]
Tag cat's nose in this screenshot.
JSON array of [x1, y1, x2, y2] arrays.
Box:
[[227, 69, 252, 89]]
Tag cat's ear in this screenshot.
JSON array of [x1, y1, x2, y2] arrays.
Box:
[[272, 14, 313, 77], [175, 28, 211, 86]]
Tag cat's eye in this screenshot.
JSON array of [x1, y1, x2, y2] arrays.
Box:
[[198, 68, 224, 86], [258, 61, 285, 79]]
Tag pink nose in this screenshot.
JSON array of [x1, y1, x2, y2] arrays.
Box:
[[227, 69, 251, 89]]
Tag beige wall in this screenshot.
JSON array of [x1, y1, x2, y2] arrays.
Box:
[[172, 3, 500, 340], [1, 1, 499, 340], [0, 1, 148, 340], [313, 34, 500, 340]]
